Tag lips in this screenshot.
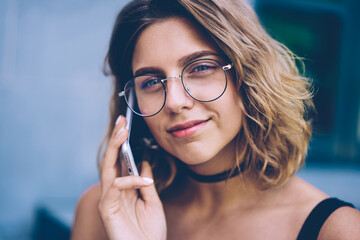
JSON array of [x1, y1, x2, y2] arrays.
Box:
[[167, 119, 210, 138]]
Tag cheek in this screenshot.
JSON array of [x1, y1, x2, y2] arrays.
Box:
[[218, 86, 243, 132], [220, 80, 243, 116], [143, 117, 164, 143]]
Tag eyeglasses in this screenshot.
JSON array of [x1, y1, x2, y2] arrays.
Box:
[[118, 58, 232, 117]]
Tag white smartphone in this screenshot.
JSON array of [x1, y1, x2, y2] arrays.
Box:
[[120, 90, 139, 176]]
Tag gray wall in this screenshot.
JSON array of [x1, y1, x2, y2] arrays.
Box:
[[0, 0, 128, 238]]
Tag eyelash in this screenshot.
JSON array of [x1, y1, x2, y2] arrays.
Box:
[[141, 77, 161, 89], [188, 64, 216, 74]]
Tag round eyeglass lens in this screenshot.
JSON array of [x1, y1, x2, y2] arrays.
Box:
[[181, 59, 227, 102], [124, 75, 166, 117]]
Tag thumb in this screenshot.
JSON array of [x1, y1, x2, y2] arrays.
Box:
[[139, 161, 160, 203]]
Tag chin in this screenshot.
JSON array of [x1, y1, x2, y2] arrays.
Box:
[[173, 148, 220, 166]]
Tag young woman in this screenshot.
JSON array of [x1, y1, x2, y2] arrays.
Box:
[[71, 0, 360, 239]]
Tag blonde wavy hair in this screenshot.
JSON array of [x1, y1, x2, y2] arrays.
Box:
[[99, 0, 314, 191]]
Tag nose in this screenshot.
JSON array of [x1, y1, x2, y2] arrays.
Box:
[[163, 75, 194, 114]]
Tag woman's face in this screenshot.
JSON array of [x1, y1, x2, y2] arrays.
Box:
[[132, 18, 243, 171]]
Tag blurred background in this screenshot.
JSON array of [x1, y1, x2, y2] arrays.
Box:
[[0, 0, 359, 239]]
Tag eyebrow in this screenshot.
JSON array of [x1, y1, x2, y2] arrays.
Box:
[[133, 50, 220, 77], [134, 67, 162, 77], [178, 50, 220, 66]]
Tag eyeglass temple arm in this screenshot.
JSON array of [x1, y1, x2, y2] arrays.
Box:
[[119, 91, 125, 97]]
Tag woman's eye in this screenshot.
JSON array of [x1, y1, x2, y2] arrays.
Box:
[[189, 64, 216, 74], [141, 78, 161, 89]]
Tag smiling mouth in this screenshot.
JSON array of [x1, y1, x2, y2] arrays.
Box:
[[167, 119, 210, 138]]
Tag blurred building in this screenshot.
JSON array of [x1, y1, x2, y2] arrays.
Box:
[[256, 0, 360, 164]]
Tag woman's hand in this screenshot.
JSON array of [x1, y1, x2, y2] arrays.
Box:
[[98, 115, 167, 240]]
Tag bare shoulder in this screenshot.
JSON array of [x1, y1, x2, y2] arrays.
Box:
[[285, 176, 329, 209], [290, 176, 360, 239], [71, 183, 107, 240], [318, 205, 360, 240]]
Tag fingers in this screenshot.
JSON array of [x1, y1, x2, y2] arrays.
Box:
[[139, 161, 160, 204], [113, 175, 154, 189], [100, 176, 154, 208], [101, 115, 129, 193], [99, 115, 160, 207]]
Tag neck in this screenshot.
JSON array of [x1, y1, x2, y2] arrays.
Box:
[[185, 173, 261, 214], [162, 160, 265, 218], [167, 139, 262, 212]]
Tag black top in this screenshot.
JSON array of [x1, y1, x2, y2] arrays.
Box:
[[297, 198, 355, 240]]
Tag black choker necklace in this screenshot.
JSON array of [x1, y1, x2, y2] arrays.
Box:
[[186, 167, 242, 183]]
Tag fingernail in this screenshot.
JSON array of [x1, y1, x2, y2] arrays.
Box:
[[142, 177, 154, 184], [116, 127, 125, 136], [115, 115, 122, 126]]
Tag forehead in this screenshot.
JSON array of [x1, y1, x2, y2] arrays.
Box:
[[132, 17, 217, 71]]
